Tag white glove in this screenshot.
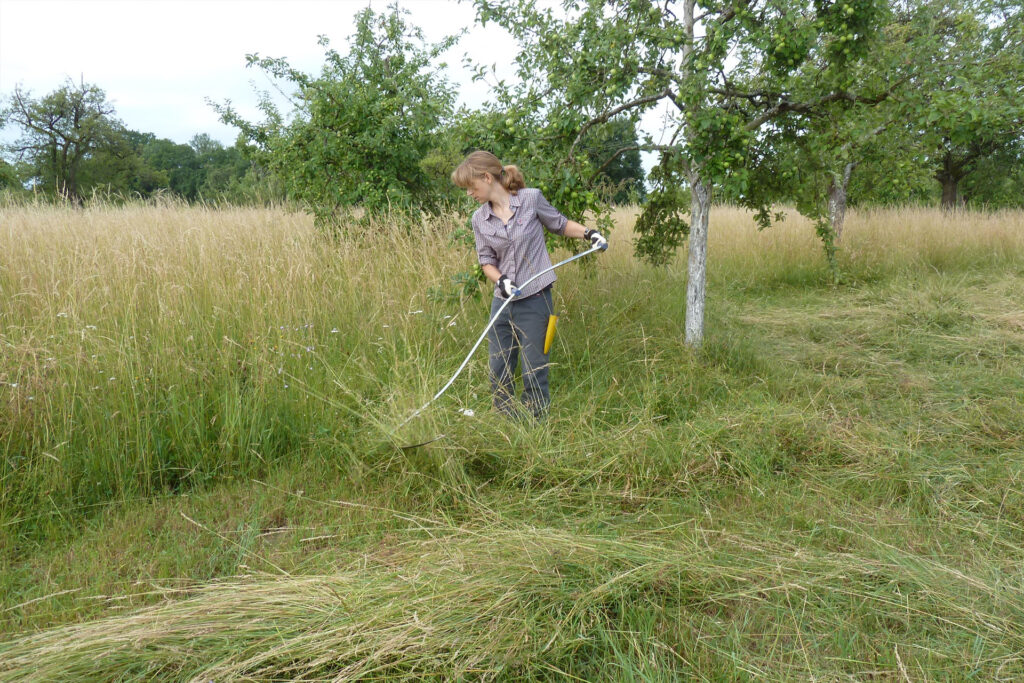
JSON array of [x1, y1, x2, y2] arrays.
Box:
[[584, 229, 608, 250], [497, 274, 519, 298]]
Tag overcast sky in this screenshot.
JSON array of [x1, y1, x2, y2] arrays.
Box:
[[0, 0, 525, 146]]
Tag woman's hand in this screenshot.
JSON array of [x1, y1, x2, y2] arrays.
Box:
[[497, 274, 519, 298], [584, 229, 608, 250]]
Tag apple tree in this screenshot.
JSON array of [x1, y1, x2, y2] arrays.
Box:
[[474, 0, 892, 346]]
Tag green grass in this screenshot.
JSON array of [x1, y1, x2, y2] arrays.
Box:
[[1, 201, 1023, 679]]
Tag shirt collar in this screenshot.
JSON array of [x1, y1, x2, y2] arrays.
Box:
[[481, 192, 521, 220]]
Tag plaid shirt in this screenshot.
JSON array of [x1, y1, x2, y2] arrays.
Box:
[[472, 188, 568, 299]]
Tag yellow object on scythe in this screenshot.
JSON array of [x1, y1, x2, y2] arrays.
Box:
[[543, 315, 558, 355]]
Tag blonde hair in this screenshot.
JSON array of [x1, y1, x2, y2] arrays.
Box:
[[451, 150, 526, 194]]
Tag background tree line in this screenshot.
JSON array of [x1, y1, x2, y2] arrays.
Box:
[[0, 78, 281, 204]]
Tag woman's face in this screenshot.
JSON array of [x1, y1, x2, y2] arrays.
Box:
[[465, 175, 492, 204]]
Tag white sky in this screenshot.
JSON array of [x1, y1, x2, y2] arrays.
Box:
[[0, 0, 523, 146]]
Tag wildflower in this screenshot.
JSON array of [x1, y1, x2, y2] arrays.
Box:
[[57, 312, 68, 318], [9, 383, 17, 388], [331, 328, 339, 334], [460, 409, 475, 417]]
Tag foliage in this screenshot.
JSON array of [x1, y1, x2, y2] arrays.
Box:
[[74, 130, 164, 198], [633, 153, 690, 265], [578, 118, 646, 204], [918, 0, 1024, 208], [960, 138, 1024, 208], [0, 79, 122, 201], [0, 158, 22, 191], [1, 82, 263, 204], [210, 4, 458, 229]]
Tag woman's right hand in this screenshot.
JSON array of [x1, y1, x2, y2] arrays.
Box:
[[497, 274, 519, 298]]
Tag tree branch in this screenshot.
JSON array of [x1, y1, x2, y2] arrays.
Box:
[[746, 89, 896, 132], [569, 88, 676, 159], [590, 143, 681, 180], [696, 0, 755, 25]]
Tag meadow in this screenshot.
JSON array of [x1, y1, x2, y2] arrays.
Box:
[[1, 200, 1023, 680]]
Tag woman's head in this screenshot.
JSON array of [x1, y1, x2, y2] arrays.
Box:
[[452, 150, 525, 203]]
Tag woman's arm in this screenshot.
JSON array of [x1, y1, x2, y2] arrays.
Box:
[[481, 264, 501, 284], [567, 219, 608, 249], [563, 219, 588, 239]]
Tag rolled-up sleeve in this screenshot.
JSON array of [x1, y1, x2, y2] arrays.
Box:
[[535, 191, 568, 235], [472, 215, 498, 267]]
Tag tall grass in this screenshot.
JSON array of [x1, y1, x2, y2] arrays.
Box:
[[1, 201, 478, 537], [2, 200, 1023, 679]]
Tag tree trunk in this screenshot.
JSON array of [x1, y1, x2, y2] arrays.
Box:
[[685, 177, 710, 348], [939, 174, 962, 211], [937, 152, 966, 212], [827, 162, 856, 243]]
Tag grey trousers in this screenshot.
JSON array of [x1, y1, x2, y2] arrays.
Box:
[[487, 287, 554, 418]]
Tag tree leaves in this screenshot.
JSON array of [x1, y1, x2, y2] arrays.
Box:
[[212, 5, 458, 229], [1, 79, 122, 201]]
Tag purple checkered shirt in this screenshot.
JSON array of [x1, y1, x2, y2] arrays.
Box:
[[472, 188, 568, 299]]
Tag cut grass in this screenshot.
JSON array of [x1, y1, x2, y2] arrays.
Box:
[[4, 516, 1024, 680]]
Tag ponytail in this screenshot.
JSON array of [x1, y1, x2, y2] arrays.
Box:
[[500, 165, 525, 193]]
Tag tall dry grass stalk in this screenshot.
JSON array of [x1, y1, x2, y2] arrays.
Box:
[[607, 204, 1024, 285], [2, 203, 470, 532]]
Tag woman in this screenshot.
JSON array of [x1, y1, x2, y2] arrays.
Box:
[[451, 150, 607, 419]]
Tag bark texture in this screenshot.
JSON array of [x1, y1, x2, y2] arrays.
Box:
[[685, 178, 710, 348], [828, 162, 856, 243]]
